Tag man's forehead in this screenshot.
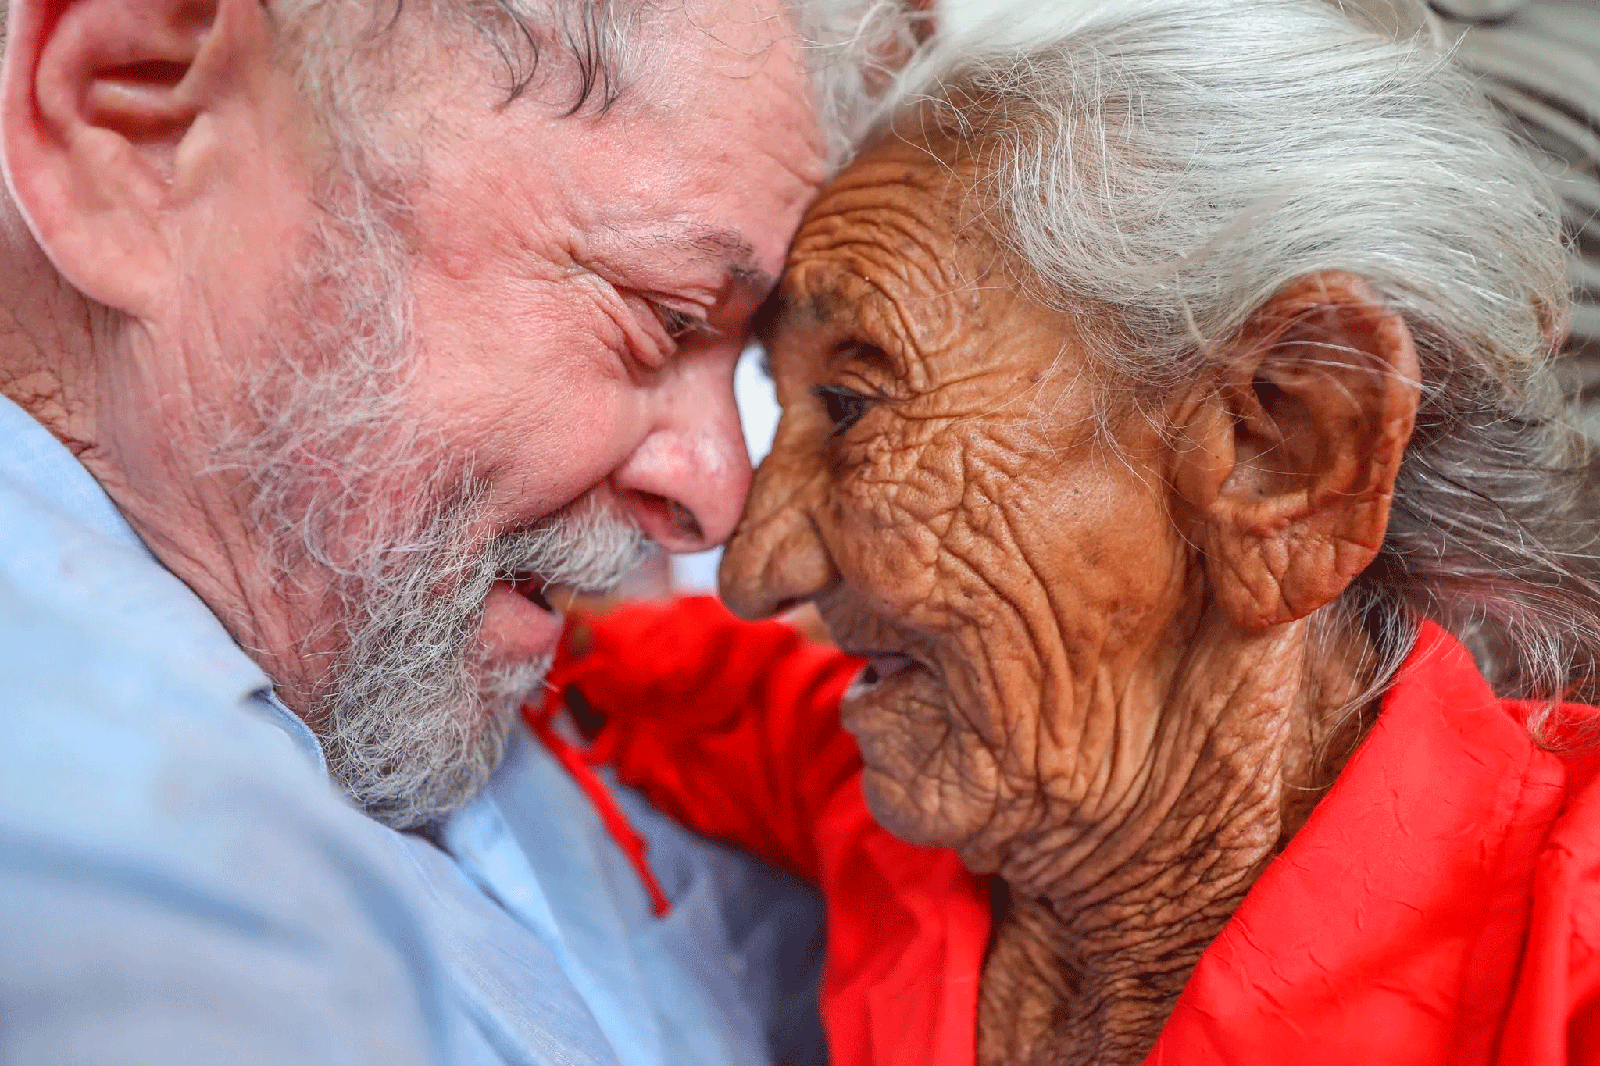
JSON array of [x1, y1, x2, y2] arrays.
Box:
[[622, 0, 829, 172]]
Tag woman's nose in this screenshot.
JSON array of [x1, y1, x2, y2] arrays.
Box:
[[718, 436, 839, 620], [612, 356, 752, 553]]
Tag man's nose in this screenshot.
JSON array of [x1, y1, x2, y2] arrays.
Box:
[[719, 435, 838, 620], [611, 357, 752, 553]]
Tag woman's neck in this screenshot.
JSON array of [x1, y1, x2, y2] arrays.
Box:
[[975, 619, 1375, 1066]]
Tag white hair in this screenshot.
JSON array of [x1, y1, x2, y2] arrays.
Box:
[[269, 0, 922, 169], [784, 0, 930, 165], [876, 0, 1600, 709], [2, 0, 924, 152]]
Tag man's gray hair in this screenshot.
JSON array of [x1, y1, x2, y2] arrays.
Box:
[[880, 0, 1599, 711], [785, 0, 930, 165], [267, 0, 920, 167]]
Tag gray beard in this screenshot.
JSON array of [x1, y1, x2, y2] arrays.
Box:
[[212, 183, 649, 830], [313, 496, 648, 830]]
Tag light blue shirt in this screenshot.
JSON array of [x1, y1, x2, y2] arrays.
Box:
[[0, 394, 825, 1066]]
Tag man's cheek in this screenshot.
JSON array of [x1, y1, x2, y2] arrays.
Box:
[[407, 279, 646, 512], [432, 379, 643, 531]]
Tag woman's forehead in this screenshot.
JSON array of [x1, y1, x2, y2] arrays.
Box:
[[764, 138, 1091, 406], [796, 127, 980, 243], [778, 132, 997, 319]]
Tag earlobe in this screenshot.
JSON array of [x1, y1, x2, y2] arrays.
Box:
[[1, 0, 225, 316], [1173, 271, 1421, 630]]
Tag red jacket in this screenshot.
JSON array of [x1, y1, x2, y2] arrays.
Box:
[[532, 596, 1600, 1065]]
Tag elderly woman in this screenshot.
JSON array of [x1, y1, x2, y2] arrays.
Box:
[[527, 0, 1600, 1063]]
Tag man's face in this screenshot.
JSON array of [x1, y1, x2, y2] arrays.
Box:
[[395, 5, 825, 659], [157, 1, 826, 826]]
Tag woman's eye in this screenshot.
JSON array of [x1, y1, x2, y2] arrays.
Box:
[[812, 384, 874, 437]]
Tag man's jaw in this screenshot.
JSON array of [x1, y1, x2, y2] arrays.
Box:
[[292, 495, 649, 831]]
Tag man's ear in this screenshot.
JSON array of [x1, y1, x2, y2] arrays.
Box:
[[1, 0, 262, 317], [1171, 271, 1421, 630]]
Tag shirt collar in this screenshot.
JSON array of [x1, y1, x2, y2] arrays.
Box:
[[0, 392, 146, 552], [0, 392, 327, 775]]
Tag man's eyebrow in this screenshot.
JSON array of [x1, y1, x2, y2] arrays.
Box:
[[685, 229, 774, 296]]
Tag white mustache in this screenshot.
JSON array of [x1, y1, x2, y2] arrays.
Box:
[[494, 498, 653, 596]]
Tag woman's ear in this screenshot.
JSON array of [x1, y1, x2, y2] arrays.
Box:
[[1171, 271, 1421, 630]]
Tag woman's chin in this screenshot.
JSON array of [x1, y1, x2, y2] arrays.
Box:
[[854, 733, 977, 853], [841, 658, 997, 855], [844, 664, 966, 845], [858, 766, 947, 847]]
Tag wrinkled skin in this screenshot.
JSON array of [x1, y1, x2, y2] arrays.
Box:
[[722, 128, 1420, 1064]]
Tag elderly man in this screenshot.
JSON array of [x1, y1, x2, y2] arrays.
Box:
[[0, 1, 915, 1063]]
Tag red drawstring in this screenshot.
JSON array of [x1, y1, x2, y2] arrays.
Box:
[[522, 695, 672, 918]]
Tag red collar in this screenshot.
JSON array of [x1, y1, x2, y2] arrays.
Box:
[[1152, 621, 1600, 1064]]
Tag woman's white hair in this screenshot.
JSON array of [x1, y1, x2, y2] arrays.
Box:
[[876, 0, 1599, 711]]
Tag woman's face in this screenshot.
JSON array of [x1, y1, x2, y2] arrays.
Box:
[[720, 131, 1203, 873]]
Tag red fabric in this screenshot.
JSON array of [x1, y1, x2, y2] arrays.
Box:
[[540, 596, 1600, 1066], [538, 596, 988, 1066], [1151, 622, 1600, 1066]]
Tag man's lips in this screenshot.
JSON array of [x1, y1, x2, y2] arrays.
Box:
[[506, 572, 555, 612], [480, 576, 564, 665]]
